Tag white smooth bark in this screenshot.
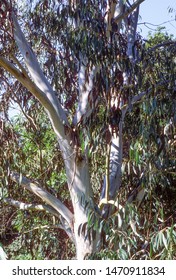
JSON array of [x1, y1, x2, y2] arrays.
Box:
[[10, 172, 73, 226], [73, 64, 97, 125], [1, 12, 95, 258], [114, 0, 145, 24], [12, 13, 69, 127], [0, 56, 71, 157], [127, 6, 139, 60], [0, 0, 147, 258], [3, 197, 60, 216], [100, 1, 142, 217]]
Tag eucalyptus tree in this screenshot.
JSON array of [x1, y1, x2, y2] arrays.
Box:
[[0, 0, 176, 259]]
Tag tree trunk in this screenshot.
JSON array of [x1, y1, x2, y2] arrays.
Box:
[[72, 176, 100, 259], [0, 0, 144, 260], [74, 205, 100, 259], [60, 141, 100, 259]]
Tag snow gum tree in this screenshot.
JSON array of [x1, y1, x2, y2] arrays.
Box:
[[0, 1, 176, 259]]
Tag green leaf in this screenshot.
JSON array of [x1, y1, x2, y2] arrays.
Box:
[[118, 213, 123, 228], [82, 222, 87, 235], [118, 248, 128, 260], [158, 232, 163, 249], [88, 211, 95, 227], [162, 232, 168, 249], [99, 220, 105, 234], [129, 146, 134, 160], [135, 149, 139, 164]]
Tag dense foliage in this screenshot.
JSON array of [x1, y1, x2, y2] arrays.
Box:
[[0, 0, 176, 259]]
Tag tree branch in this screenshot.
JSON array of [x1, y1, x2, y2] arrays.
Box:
[[12, 91, 38, 131], [0, 56, 67, 140], [3, 198, 60, 217], [3, 197, 75, 242], [10, 172, 73, 227], [73, 64, 97, 125], [131, 89, 149, 104], [126, 5, 140, 60], [147, 41, 176, 53], [100, 120, 123, 218], [72, 1, 125, 126], [114, 0, 145, 24], [12, 13, 69, 127], [18, 223, 75, 243], [105, 0, 121, 36]]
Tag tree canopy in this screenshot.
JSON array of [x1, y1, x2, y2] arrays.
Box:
[[0, 0, 176, 259]]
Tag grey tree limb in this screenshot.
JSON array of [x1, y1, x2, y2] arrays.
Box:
[[3, 197, 60, 217], [114, 0, 145, 24], [10, 172, 73, 227], [12, 13, 69, 128]]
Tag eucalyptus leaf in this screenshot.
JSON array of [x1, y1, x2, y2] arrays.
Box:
[[162, 232, 168, 249]]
